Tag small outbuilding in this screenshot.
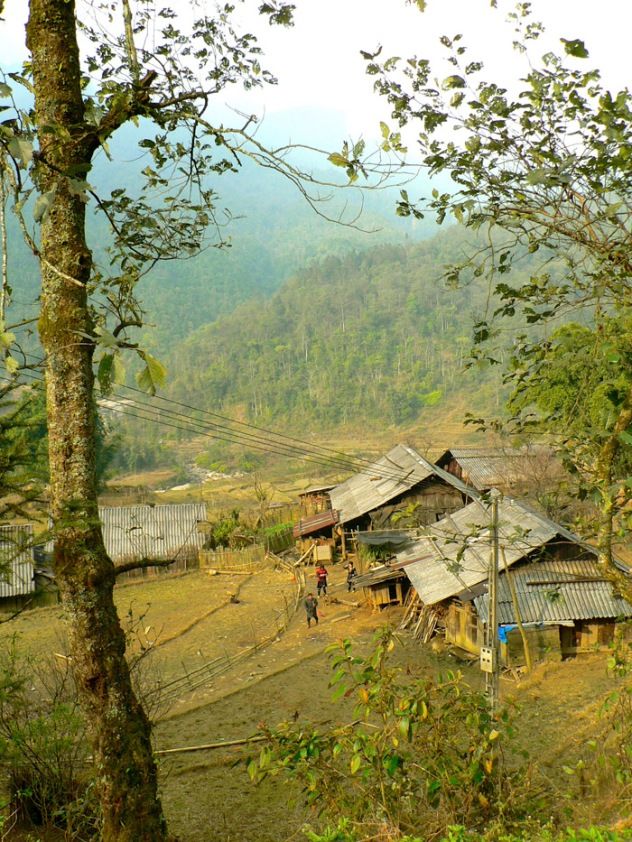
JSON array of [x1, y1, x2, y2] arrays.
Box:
[[353, 563, 410, 610], [99, 503, 207, 567]]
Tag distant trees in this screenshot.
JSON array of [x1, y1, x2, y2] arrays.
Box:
[[163, 233, 507, 431]]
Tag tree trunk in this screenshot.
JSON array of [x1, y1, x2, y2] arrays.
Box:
[[594, 386, 632, 604], [26, 2, 169, 839]]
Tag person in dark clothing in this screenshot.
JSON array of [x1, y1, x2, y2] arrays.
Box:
[[346, 562, 357, 592], [304, 592, 319, 627], [316, 564, 328, 596]]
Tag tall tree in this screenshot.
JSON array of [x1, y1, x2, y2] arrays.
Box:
[[1, 0, 342, 838], [345, 1, 632, 593]]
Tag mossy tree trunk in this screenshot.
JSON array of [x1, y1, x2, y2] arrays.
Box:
[[26, 1, 168, 838]]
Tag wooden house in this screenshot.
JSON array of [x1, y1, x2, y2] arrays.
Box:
[[298, 485, 335, 517], [434, 445, 561, 496], [329, 443, 474, 534], [0, 523, 36, 609], [394, 496, 632, 664]]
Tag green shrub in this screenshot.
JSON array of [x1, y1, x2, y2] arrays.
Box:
[[248, 630, 543, 841]]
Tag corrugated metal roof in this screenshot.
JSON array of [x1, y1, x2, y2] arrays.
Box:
[[328, 444, 473, 526], [436, 446, 552, 491], [0, 524, 35, 597], [98, 503, 206, 563], [475, 559, 632, 623], [354, 564, 404, 588], [293, 509, 339, 538], [394, 497, 587, 606]]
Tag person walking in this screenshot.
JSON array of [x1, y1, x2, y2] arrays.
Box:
[[304, 592, 319, 628], [346, 561, 357, 592], [316, 564, 328, 596]]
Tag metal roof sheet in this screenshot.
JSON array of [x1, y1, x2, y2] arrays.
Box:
[[436, 446, 552, 491], [0, 524, 35, 597], [328, 444, 473, 525], [298, 485, 335, 497], [356, 529, 419, 547], [293, 509, 339, 537], [394, 496, 586, 606], [98, 503, 206, 563], [354, 564, 404, 588], [475, 558, 632, 623]]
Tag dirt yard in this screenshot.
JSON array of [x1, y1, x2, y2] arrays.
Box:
[[3, 561, 629, 840]]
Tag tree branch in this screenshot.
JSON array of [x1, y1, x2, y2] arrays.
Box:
[[114, 555, 181, 577]]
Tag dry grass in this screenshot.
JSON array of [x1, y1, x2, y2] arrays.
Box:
[[5, 561, 630, 840]]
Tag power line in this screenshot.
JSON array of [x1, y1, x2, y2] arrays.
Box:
[[20, 348, 422, 480], [111, 387, 415, 481], [2, 372, 422, 484]]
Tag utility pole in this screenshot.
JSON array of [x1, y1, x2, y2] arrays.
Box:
[[480, 489, 501, 714]]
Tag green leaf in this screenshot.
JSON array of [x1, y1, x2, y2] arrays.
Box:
[[0, 83, 12, 98], [136, 352, 167, 396], [350, 754, 361, 775], [112, 352, 126, 386], [97, 354, 114, 395], [7, 137, 33, 169], [398, 717, 410, 740], [0, 327, 16, 350], [94, 326, 119, 349], [327, 152, 349, 168], [5, 355, 19, 375], [561, 38, 589, 58], [442, 75, 466, 90]]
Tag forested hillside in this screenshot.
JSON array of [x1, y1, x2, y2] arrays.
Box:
[[165, 227, 513, 431], [7, 129, 430, 356]]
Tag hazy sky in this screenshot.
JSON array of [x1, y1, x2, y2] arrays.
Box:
[[2, 0, 630, 142]]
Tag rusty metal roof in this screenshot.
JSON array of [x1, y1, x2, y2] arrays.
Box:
[[0, 524, 35, 598], [475, 558, 632, 623], [328, 444, 473, 526], [293, 509, 339, 538], [98, 503, 206, 563], [394, 496, 595, 606]]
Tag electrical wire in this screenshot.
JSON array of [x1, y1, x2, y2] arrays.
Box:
[[18, 350, 428, 481], [1, 371, 424, 485]]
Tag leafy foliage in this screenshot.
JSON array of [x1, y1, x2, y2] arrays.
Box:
[[248, 630, 538, 840], [361, 2, 632, 572]]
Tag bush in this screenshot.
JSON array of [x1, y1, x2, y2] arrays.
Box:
[[248, 630, 543, 841], [0, 639, 97, 836]]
